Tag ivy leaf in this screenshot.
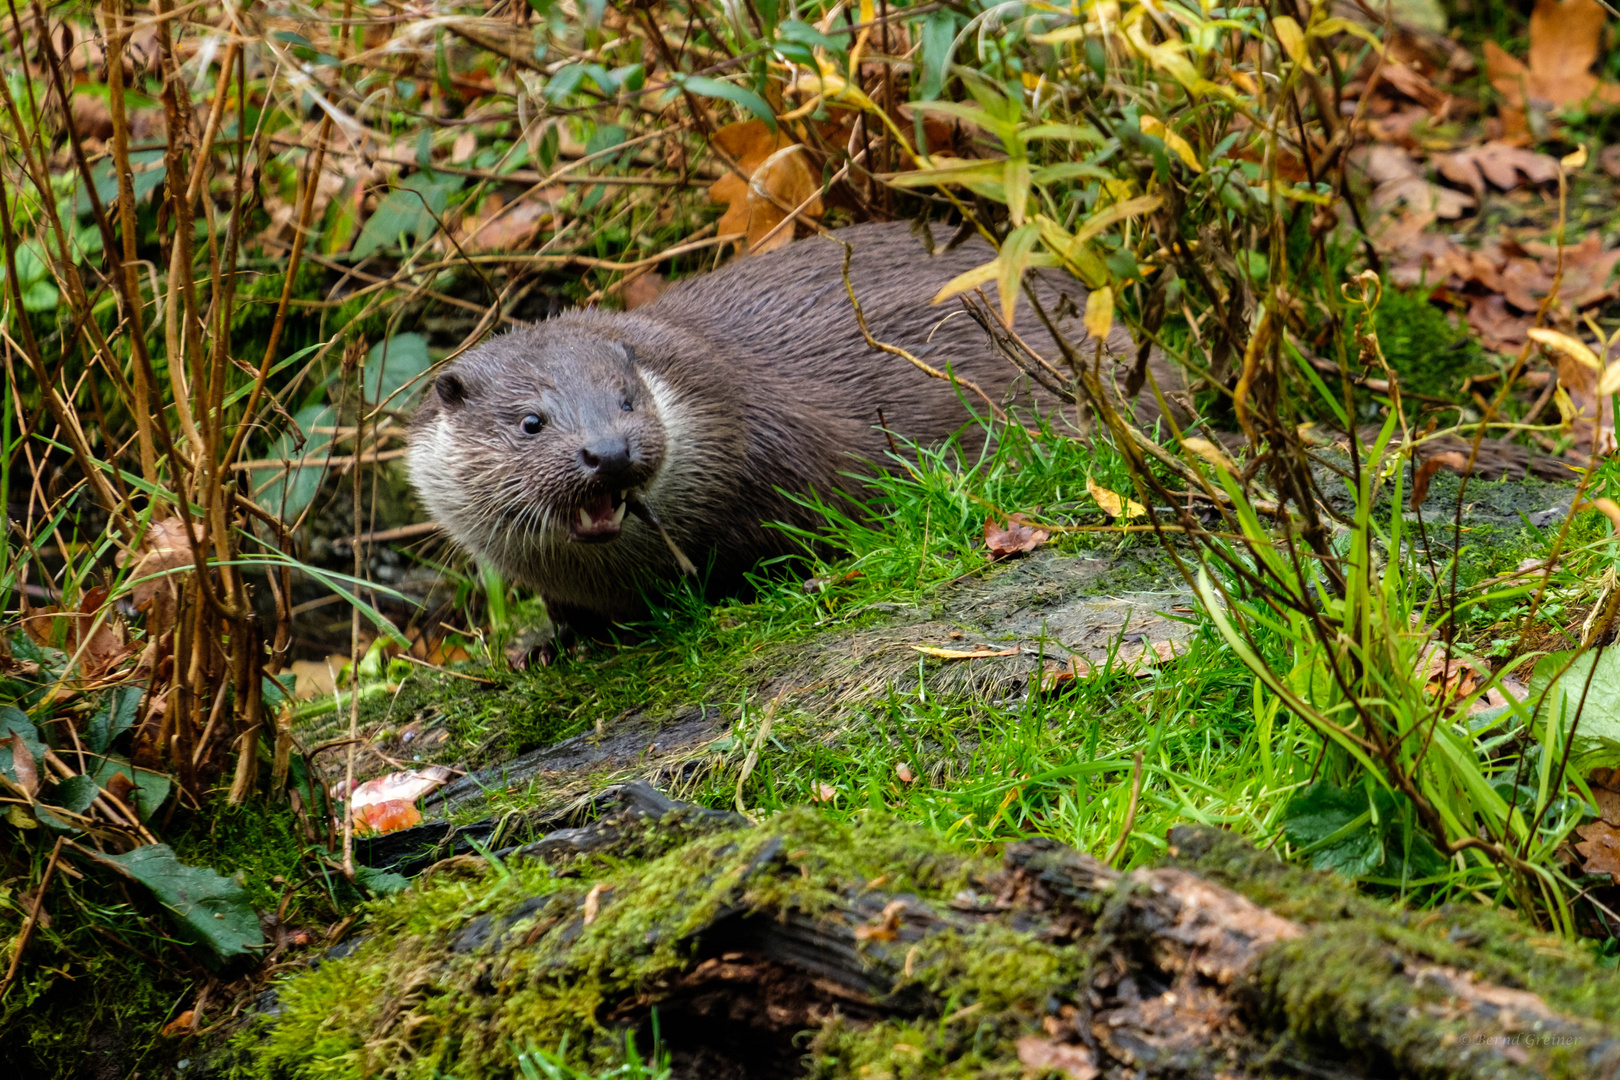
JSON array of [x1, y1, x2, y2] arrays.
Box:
[[364, 333, 433, 408]]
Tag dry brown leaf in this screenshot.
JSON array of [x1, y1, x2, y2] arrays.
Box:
[[456, 190, 563, 252], [1575, 768, 1620, 882], [810, 781, 838, 803], [117, 516, 202, 629], [983, 512, 1050, 557], [1485, 0, 1620, 136], [911, 645, 1020, 660], [709, 121, 824, 253], [9, 733, 38, 797], [160, 1010, 196, 1038], [1015, 1036, 1099, 1080], [1354, 145, 1474, 220], [1433, 142, 1559, 196], [583, 881, 612, 925]]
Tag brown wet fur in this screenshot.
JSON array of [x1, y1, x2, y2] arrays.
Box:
[[409, 221, 1186, 631]]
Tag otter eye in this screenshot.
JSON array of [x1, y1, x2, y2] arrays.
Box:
[[621, 400, 633, 412], [520, 414, 545, 435]]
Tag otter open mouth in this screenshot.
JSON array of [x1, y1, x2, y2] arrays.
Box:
[[570, 490, 629, 542]]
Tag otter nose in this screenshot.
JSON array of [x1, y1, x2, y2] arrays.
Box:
[[578, 436, 634, 481]]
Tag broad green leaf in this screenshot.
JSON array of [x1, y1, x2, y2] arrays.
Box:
[[89, 757, 171, 820], [87, 685, 143, 754], [1530, 649, 1620, 767], [355, 865, 411, 895], [910, 100, 1018, 145], [253, 403, 336, 520], [101, 845, 265, 961], [351, 172, 464, 259], [364, 333, 433, 407], [19, 280, 58, 312], [776, 18, 843, 53]]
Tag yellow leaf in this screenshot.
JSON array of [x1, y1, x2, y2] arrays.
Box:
[[933, 259, 1000, 304], [1601, 361, 1620, 398], [912, 645, 1021, 659], [1074, 194, 1164, 244], [859, 0, 875, 22], [1181, 435, 1236, 473], [1139, 116, 1202, 172], [1554, 383, 1577, 426], [1272, 16, 1313, 71], [1529, 328, 1602, 371], [997, 224, 1040, 324], [1085, 286, 1114, 339], [1032, 25, 1088, 44], [1311, 16, 1385, 54], [1087, 475, 1145, 518], [1005, 158, 1032, 225], [1562, 144, 1589, 170]]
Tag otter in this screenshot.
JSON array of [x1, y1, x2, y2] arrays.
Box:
[[408, 221, 1186, 632]]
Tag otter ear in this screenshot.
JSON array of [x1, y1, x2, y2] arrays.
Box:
[[617, 341, 638, 367], [435, 372, 467, 409]]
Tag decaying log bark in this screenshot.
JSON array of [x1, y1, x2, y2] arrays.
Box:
[[221, 784, 1620, 1080]]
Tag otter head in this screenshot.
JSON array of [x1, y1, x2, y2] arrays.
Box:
[[408, 325, 669, 583]]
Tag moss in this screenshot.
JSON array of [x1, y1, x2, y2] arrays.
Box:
[[247, 812, 1093, 1079], [1374, 287, 1492, 403]]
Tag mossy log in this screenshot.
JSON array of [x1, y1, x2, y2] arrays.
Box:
[[227, 785, 1620, 1080]]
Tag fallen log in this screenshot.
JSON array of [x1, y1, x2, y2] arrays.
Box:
[[217, 784, 1620, 1079]]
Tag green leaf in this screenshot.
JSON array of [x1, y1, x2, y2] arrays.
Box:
[[351, 172, 464, 259], [100, 845, 266, 961], [542, 64, 588, 103], [51, 774, 100, 815], [673, 75, 776, 129], [1283, 781, 1447, 882], [87, 685, 143, 754], [1530, 649, 1620, 767], [354, 865, 411, 895], [364, 333, 433, 407], [89, 757, 171, 821], [20, 280, 59, 312], [252, 403, 336, 520], [776, 19, 843, 53], [916, 11, 957, 101]]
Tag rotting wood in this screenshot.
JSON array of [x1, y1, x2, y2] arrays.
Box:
[[208, 784, 1620, 1080]]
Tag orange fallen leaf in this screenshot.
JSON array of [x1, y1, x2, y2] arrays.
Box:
[[810, 781, 838, 803], [709, 121, 824, 254], [346, 766, 454, 836], [161, 1010, 196, 1038], [984, 512, 1050, 557]]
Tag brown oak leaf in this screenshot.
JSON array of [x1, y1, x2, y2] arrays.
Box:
[[983, 512, 1050, 557]]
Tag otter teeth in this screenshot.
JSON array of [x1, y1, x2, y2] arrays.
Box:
[[611, 502, 627, 526]]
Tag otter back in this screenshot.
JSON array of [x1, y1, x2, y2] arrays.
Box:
[[408, 221, 1183, 630]]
